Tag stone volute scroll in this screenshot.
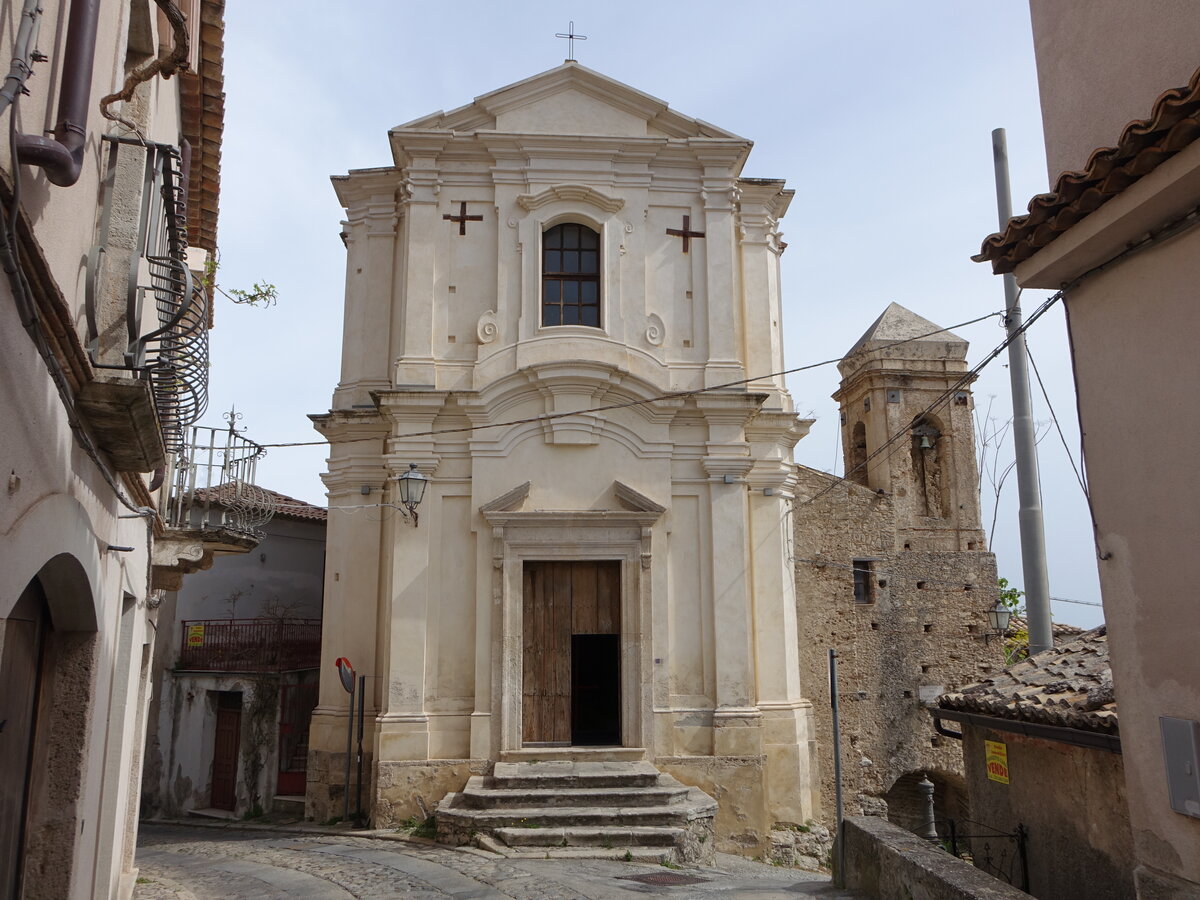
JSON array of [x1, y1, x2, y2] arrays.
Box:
[[477, 309, 498, 344], [644, 313, 665, 347]]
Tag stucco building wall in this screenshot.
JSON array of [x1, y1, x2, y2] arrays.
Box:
[[0, 2, 211, 897], [1029, 0, 1200, 180], [1007, 8, 1200, 893], [961, 726, 1134, 900]]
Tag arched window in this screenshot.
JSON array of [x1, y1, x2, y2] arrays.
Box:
[[911, 416, 948, 517], [848, 421, 869, 486], [542, 223, 600, 327]]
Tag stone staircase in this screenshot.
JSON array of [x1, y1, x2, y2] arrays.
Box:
[[435, 760, 717, 864]]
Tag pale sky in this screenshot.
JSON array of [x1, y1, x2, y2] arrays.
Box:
[[206, 2, 1104, 628]]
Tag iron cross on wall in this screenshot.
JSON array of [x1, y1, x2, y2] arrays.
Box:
[[444, 201, 483, 236], [666, 214, 705, 253]]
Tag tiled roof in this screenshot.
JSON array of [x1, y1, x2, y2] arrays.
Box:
[[1006, 614, 1085, 644], [939, 625, 1116, 734], [974, 64, 1200, 274], [181, 0, 225, 254], [193, 485, 327, 523]]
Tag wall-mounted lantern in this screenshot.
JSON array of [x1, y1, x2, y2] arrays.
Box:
[[398, 463, 428, 526], [985, 599, 1013, 641]]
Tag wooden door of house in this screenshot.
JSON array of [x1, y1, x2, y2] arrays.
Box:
[[522, 561, 620, 746], [211, 692, 242, 811], [0, 581, 47, 897]]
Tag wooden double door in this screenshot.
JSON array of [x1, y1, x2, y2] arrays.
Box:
[[522, 561, 621, 746]]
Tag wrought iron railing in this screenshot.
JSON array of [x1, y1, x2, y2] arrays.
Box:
[[164, 415, 276, 536], [931, 818, 1029, 891], [178, 618, 321, 672], [87, 136, 209, 452]]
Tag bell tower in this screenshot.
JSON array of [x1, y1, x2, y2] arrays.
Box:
[[833, 303, 986, 551]]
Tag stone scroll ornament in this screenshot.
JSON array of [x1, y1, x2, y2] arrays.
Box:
[[477, 310, 498, 344], [644, 313, 665, 347]]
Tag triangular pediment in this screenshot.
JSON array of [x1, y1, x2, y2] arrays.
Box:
[[397, 62, 743, 141]]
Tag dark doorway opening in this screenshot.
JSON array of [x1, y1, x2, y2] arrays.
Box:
[[277, 678, 319, 796], [571, 634, 620, 745], [211, 691, 242, 810]]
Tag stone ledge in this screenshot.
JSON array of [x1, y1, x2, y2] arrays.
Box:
[[842, 816, 1028, 899]]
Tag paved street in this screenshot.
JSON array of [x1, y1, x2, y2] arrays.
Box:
[[134, 823, 860, 899]]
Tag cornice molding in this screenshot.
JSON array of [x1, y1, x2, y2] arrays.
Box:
[[516, 184, 624, 213]]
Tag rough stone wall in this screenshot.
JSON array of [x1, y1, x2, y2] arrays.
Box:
[[793, 465, 1002, 830]]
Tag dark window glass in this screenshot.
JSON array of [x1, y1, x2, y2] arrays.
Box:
[[853, 560, 875, 605], [542, 223, 601, 328]]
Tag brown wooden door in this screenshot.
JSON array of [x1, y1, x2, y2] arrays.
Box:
[[211, 693, 241, 810], [0, 581, 47, 898], [522, 561, 619, 745]]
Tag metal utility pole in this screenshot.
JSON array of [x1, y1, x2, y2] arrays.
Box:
[[829, 649, 846, 886], [991, 128, 1053, 656]]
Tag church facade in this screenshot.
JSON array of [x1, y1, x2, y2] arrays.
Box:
[[309, 63, 998, 852]]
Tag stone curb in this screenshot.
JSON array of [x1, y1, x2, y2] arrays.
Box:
[[142, 818, 505, 859]]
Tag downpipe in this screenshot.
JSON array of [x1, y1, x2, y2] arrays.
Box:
[[16, 0, 101, 187]]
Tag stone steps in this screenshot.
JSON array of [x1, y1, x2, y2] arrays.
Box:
[[491, 760, 660, 789], [458, 777, 690, 809], [495, 825, 683, 848], [435, 759, 716, 865]]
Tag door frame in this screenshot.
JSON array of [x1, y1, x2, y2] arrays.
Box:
[[483, 496, 662, 754]]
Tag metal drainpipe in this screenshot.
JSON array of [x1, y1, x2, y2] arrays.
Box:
[[16, 0, 101, 187]]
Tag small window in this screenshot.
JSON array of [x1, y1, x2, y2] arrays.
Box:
[[542, 223, 600, 328], [852, 560, 875, 605]]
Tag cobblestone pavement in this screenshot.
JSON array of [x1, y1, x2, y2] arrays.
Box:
[[134, 822, 862, 899]]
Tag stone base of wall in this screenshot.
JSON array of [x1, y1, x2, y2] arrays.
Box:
[[843, 815, 1028, 899], [769, 821, 834, 871], [373, 759, 490, 826], [656, 755, 768, 854], [305, 748, 377, 824]]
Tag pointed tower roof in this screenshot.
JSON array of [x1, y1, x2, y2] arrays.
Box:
[[838, 303, 968, 378], [844, 302, 966, 357]]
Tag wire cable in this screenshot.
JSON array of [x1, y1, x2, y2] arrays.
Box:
[[800, 292, 1064, 507], [1025, 339, 1088, 499], [255, 311, 1004, 449]]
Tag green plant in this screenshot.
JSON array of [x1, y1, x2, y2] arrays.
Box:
[[135, 877, 153, 885], [400, 815, 436, 838], [660, 856, 681, 870], [623, 849, 633, 862], [202, 256, 279, 308], [242, 804, 264, 820]]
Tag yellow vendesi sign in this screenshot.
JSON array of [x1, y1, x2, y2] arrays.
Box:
[[985, 740, 1010, 784], [185, 624, 205, 648]]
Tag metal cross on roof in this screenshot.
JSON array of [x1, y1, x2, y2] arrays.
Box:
[[555, 21, 587, 61]]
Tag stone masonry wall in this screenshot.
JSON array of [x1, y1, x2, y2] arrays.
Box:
[[793, 465, 1002, 831]]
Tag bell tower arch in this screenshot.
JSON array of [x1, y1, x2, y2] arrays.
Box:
[[833, 303, 986, 552]]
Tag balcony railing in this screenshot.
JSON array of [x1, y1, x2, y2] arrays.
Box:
[[87, 136, 209, 453], [164, 416, 277, 537], [177, 618, 321, 672]]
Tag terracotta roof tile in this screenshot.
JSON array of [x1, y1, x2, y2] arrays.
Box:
[[1006, 614, 1084, 644], [193, 485, 328, 523], [182, 0, 225, 254], [974, 64, 1200, 274], [938, 625, 1115, 733]]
